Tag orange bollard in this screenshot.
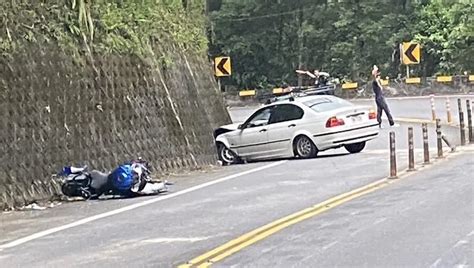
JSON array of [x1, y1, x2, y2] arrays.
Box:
[[389, 131, 397, 179], [458, 99, 466, 145], [436, 119, 443, 158], [408, 127, 415, 171], [422, 123, 430, 164], [446, 97, 452, 124]]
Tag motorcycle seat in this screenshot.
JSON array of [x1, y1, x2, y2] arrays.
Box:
[[88, 170, 110, 191], [89, 170, 109, 181]]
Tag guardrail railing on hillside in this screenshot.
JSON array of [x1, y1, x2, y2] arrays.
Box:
[[233, 74, 473, 100]]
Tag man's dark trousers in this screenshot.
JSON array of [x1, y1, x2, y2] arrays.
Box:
[[376, 97, 394, 126]]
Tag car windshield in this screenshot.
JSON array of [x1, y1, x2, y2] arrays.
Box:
[[302, 97, 353, 112]]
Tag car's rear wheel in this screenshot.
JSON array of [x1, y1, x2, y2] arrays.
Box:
[[344, 141, 366, 154], [218, 143, 240, 165], [294, 136, 318, 159]]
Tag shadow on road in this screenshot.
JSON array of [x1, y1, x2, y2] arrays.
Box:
[[243, 152, 351, 164]]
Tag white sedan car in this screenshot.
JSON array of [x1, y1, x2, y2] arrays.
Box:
[[214, 95, 379, 165]]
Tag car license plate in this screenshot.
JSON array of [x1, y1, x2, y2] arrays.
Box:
[[351, 116, 362, 122]]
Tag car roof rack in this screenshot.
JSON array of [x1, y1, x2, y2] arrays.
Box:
[[297, 85, 335, 96], [261, 85, 336, 104]]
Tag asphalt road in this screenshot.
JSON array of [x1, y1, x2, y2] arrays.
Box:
[[0, 95, 473, 268], [220, 152, 473, 268]]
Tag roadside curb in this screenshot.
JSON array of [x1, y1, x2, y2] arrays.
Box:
[[395, 117, 460, 128], [351, 94, 474, 102]]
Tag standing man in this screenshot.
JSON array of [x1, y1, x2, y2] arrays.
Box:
[[372, 65, 394, 128]]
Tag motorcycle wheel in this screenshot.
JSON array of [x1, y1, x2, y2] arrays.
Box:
[[61, 183, 79, 197]]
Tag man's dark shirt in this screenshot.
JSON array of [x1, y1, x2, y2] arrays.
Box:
[[372, 80, 383, 99]]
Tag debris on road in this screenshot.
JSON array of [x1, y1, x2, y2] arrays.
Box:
[[2, 201, 63, 213], [21, 201, 63, 211]]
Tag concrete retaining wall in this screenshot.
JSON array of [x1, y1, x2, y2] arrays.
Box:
[[0, 44, 230, 209]]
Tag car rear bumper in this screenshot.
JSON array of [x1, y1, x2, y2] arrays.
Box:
[[313, 123, 379, 150]]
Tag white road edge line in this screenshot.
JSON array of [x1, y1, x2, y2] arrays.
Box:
[[0, 160, 287, 250]]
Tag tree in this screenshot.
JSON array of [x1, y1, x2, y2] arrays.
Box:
[[415, 0, 473, 74], [209, 0, 472, 89]]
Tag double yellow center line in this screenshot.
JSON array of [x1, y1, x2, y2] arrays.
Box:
[[179, 178, 393, 267]]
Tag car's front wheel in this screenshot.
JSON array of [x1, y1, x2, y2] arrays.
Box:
[[344, 141, 366, 154], [217, 143, 240, 165], [294, 135, 318, 159]]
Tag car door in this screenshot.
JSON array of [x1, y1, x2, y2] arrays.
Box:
[[229, 107, 273, 159], [265, 104, 305, 157]]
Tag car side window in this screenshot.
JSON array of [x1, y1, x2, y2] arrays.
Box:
[[269, 104, 304, 124], [245, 107, 272, 128]]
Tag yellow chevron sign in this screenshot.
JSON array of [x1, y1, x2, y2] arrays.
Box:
[[214, 57, 231, 77], [401, 42, 421, 65]]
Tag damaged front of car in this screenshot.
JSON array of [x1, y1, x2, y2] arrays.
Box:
[[213, 123, 243, 165]]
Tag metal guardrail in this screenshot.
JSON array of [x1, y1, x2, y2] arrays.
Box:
[[233, 74, 473, 100]]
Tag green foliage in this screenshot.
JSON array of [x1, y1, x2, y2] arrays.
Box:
[[0, 0, 208, 58], [209, 0, 473, 88], [415, 0, 473, 74], [94, 0, 208, 55]]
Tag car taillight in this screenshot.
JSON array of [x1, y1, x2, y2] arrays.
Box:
[[368, 109, 377, 120], [326, 116, 345, 128]]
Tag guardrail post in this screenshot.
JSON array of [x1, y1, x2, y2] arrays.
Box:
[[422, 123, 430, 164], [458, 99, 466, 145], [389, 131, 397, 178], [436, 119, 443, 158], [408, 127, 415, 171], [446, 97, 452, 124], [467, 100, 473, 143], [431, 94, 436, 121]]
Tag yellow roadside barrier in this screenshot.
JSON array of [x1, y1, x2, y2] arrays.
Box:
[[436, 76, 453, 83], [469, 75, 474, 82], [273, 87, 284, 94], [239, 90, 256, 97], [406, 77, 421, 84], [342, 82, 358, 90]]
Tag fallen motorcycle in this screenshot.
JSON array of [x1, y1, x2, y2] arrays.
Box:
[[59, 158, 172, 200]]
